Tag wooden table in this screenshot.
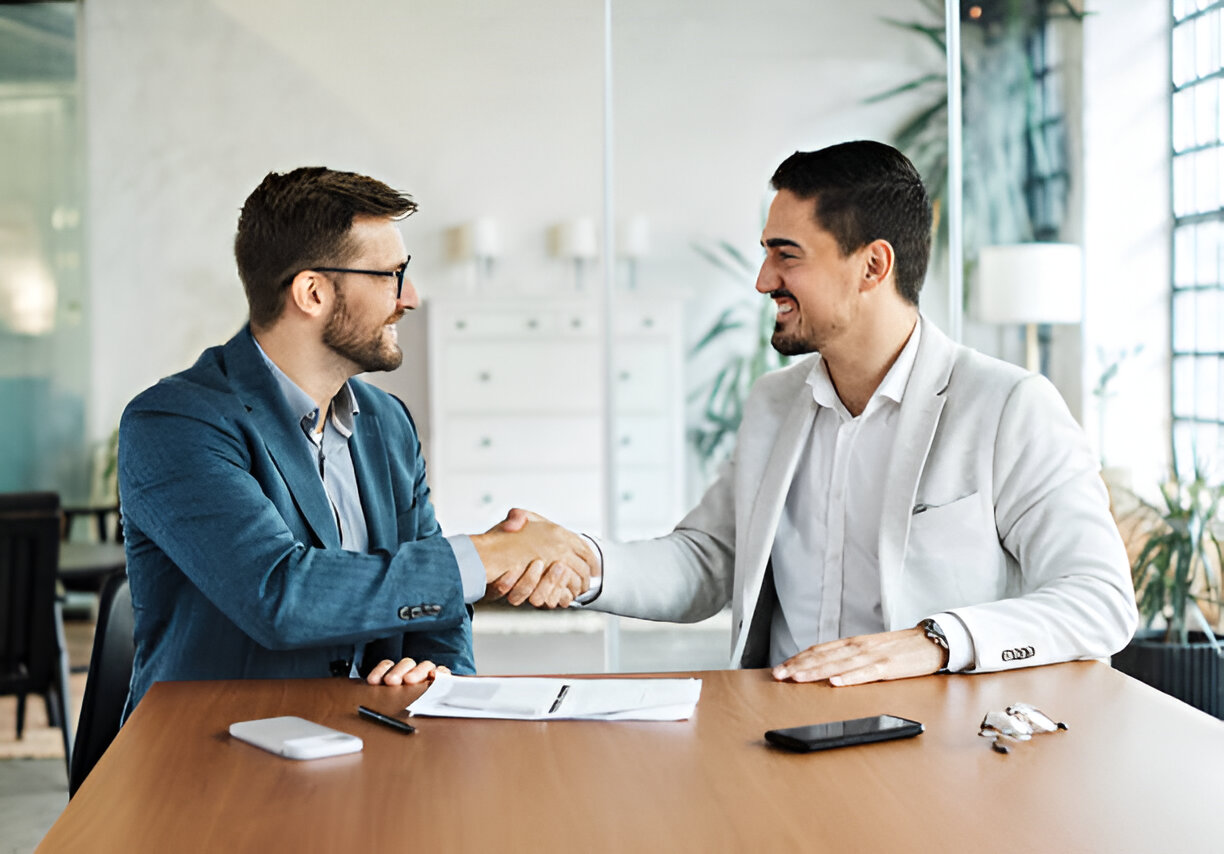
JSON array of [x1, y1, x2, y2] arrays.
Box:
[[37, 662, 1224, 853]]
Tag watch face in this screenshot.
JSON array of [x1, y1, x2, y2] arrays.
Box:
[[922, 619, 948, 648]]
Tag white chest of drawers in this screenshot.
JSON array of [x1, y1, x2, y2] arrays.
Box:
[[424, 295, 687, 541]]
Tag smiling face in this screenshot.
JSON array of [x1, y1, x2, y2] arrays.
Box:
[[321, 215, 417, 373], [756, 189, 868, 357]]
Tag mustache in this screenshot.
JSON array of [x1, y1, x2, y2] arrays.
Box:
[[385, 308, 406, 325], [768, 288, 796, 302]]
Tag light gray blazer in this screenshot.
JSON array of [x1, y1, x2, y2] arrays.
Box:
[[591, 317, 1138, 672]]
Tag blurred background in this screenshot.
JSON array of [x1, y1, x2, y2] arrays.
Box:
[[0, 0, 1175, 672]]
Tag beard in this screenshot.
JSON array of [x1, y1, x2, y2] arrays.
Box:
[[770, 325, 818, 357], [768, 290, 818, 356], [322, 285, 404, 373]]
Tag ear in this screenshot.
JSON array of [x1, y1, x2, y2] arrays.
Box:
[[285, 270, 331, 320], [859, 239, 896, 294]]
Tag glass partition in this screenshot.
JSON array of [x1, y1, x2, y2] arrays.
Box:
[[0, 3, 90, 501], [17, 0, 954, 675], [608, 0, 951, 670]]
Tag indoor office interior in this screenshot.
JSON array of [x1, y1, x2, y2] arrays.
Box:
[[0, 0, 1195, 849]]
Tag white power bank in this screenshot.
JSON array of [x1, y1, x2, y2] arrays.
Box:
[[229, 716, 363, 760]]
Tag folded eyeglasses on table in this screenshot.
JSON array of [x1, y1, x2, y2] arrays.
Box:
[[978, 702, 1068, 754]]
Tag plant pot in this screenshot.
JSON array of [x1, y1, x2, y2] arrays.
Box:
[[1112, 629, 1224, 719]]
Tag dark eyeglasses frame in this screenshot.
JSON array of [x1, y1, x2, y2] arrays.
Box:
[[306, 256, 411, 299]]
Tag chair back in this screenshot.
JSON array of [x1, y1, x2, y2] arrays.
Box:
[[0, 493, 63, 693], [69, 571, 134, 797]]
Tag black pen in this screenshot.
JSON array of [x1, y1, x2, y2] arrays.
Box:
[[548, 684, 571, 714], [358, 705, 417, 735]]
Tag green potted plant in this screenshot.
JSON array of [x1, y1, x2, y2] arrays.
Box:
[[687, 241, 790, 472], [867, 0, 1085, 296], [1111, 472, 1224, 718]]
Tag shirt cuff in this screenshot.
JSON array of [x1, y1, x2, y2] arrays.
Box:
[[571, 534, 604, 606], [931, 612, 975, 672], [446, 535, 487, 605]]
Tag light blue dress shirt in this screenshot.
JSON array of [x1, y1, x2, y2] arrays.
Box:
[[253, 343, 487, 615]]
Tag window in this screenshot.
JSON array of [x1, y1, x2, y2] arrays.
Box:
[[1171, 0, 1224, 476]]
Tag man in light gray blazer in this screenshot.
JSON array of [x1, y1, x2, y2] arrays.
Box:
[[513, 140, 1137, 686]]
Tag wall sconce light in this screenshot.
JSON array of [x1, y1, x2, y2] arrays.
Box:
[[0, 216, 58, 336], [0, 256, 58, 336], [550, 217, 599, 290], [975, 242, 1083, 375], [617, 214, 650, 290], [454, 217, 500, 290]]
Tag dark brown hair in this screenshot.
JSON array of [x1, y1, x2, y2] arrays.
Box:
[[234, 167, 417, 328], [771, 141, 932, 305]]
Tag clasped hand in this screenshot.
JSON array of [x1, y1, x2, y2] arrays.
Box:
[[470, 508, 600, 609]]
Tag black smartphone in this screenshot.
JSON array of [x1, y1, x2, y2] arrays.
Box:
[[764, 714, 924, 753]]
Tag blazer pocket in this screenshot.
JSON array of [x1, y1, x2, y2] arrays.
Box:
[[906, 491, 1008, 605], [912, 490, 978, 516]]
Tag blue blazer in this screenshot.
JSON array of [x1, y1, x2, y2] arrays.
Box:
[[119, 327, 474, 712]]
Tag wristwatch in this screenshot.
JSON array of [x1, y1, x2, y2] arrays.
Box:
[[919, 618, 950, 672]]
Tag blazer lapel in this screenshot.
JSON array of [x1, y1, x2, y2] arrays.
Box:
[[349, 405, 395, 553], [730, 390, 818, 665], [877, 317, 955, 627], [223, 328, 342, 549]]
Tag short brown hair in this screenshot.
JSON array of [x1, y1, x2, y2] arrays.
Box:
[[234, 167, 417, 328]]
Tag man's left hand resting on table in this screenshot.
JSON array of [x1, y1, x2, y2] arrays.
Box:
[[771, 628, 949, 686], [366, 657, 451, 686]]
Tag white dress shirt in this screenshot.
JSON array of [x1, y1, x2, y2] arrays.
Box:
[[767, 320, 974, 669]]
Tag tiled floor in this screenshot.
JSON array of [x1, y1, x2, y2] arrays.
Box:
[[0, 607, 730, 853]]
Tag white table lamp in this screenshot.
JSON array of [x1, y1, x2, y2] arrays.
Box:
[[975, 243, 1083, 373]]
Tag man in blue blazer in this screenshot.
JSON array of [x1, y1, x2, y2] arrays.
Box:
[[119, 167, 596, 713]]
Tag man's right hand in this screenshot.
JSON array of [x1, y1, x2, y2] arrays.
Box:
[[470, 508, 600, 609]]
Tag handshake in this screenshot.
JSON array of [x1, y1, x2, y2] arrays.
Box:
[[469, 508, 599, 609]]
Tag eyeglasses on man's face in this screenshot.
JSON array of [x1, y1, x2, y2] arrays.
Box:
[[305, 256, 412, 299]]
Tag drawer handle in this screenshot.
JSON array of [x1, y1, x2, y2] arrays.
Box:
[[570, 317, 583, 329], [482, 494, 494, 504], [619, 436, 632, 447], [526, 318, 540, 330], [455, 320, 467, 330], [620, 492, 634, 502], [642, 316, 655, 328], [479, 437, 492, 448], [478, 371, 492, 382], [618, 371, 631, 382]]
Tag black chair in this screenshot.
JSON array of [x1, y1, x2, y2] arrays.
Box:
[[69, 571, 133, 797], [62, 503, 123, 545], [0, 491, 73, 773]]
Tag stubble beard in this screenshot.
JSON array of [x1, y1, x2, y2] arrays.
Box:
[[770, 308, 822, 356], [322, 285, 404, 373], [770, 325, 818, 357]]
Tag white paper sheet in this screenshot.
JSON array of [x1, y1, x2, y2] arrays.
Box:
[[406, 674, 702, 721]]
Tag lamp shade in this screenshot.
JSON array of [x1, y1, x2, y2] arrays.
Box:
[[459, 217, 500, 259], [551, 217, 599, 259], [618, 214, 650, 259], [975, 243, 1083, 325]]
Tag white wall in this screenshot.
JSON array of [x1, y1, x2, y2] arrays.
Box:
[[1081, 0, 1171, 492], [81, 0, 937, 453]]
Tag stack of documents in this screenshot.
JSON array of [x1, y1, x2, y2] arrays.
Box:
[[407, 674, 702, 721]]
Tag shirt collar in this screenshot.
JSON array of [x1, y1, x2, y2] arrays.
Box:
[[252, 338, 359, 438], [805, 316, 922, 417]]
